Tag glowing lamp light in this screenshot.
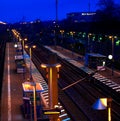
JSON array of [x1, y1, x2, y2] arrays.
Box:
[[14, 44, 18, 48], [108, 55, 113, 60], [41, 63, 61, 68], [100, 98, 107, 107], [92, 98, 112, 121], [103, 61, 106, 66], [55, 64, 61, 68], [44, 111, 60, 115], [24, 38, 27, 41], [92, 98, 107, 110], [41, 64, 47, 68], [25, 45, 29, 49], [32, 45, 36, 48]]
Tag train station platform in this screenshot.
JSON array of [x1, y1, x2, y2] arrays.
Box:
[[1, 42, 29, 121], [1, 42, 120, 121], [45, 46, 120, 93], [0, 43, 71, 121]]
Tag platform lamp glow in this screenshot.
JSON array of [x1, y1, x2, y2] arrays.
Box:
[[23, 82, 38, 121], [60, 30, 64, 50], [108, 54, 113, 76], [14, 43, 18, 48], [41, 63, 61, 108], [92, 98, 112, 121], [22, 38, 27, 55], [30, 82, 37, 121], [109, 36, 117, 76]]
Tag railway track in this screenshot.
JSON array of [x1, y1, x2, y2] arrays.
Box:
[[25, 44, 120, 121]]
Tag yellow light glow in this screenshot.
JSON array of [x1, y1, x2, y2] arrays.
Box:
[[56, 64, 61, 68], [25, 45, 29, 48], [88, 33, 92, 36], [41, 64, 47, 68], [24, 38, 27, 41], [60, 30, 64, 33], [108, 107, 111, 121], [24, 84, 32, 90], [100, 98, 107, 107], [32, 45, 36, 48], [109, 36, 117, 39], [44, 112, 60, 115], [109, 36, 112, 39]]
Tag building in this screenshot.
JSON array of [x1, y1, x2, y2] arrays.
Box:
[[66, 12, 96, 23]]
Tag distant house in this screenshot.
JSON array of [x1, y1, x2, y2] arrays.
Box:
[[66, 12, 96, 23]]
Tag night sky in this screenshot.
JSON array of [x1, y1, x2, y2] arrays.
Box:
[[0, 0, 120, 23]]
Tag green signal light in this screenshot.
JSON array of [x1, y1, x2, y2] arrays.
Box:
[[116, 40, 120, 46], [82, 35, 85, 38], [92, 36, 95, 41], [99, 37, 102, 40]]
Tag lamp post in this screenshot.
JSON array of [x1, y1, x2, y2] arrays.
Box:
[[22, 38, 27, 56], [109, 36, 117, 76], [30, 82, 37, 121], [23, 82, 37, 121], [41, 54, 61, 121], [70, 31, 75, 56], [25, 45, 36, 80], [108, 55, 113, 76], [92, 98, 112, 121], [56, 0, 58, 23], [60, 30, 64, 50], [32, 82, 37, 121], [87, 33, 92, 53]]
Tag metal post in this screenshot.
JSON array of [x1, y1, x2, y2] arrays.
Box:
[[29, 47, 32, 80], [107, 98, 112, 121], [48, 54, 58, 109], [29, 101, 33, 121], [56, 0, 58, 23], [88, 33, 91, 53], [33, 83, 37, 121], [22, 40, 25, 57], [111, 37, 114, 76], [54, 0, 58, 49], [22, 40, 25, 80], [41, 54, 61, 121]]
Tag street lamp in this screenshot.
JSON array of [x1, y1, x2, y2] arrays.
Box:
[[60, 30, 64, 49], [87, 33, 92, 53], [30, 82, 37, 121], [108, 35, 117, 76], [22, 82, 44, 121], [108, 54, 114, 76], [41, 62, 61, 108], [19, 38, 27, 57], [41, 54, 61, 121], [70, 31, 75, 56], [14, 43, 18, 48], [25, 45, 36, 80], [92, 98, 112, 121]]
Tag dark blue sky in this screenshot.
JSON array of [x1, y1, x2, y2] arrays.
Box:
[[0, 0, 120, 23]]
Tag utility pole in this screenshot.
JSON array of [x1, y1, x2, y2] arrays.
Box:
[[88, 0, 91, 12], [56, 0, 58, 23], [54, 0, 58, 49]]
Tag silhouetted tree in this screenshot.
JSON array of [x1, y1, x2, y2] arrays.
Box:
[[96, 0, 120, 22], [91, 0, 120, 34]]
